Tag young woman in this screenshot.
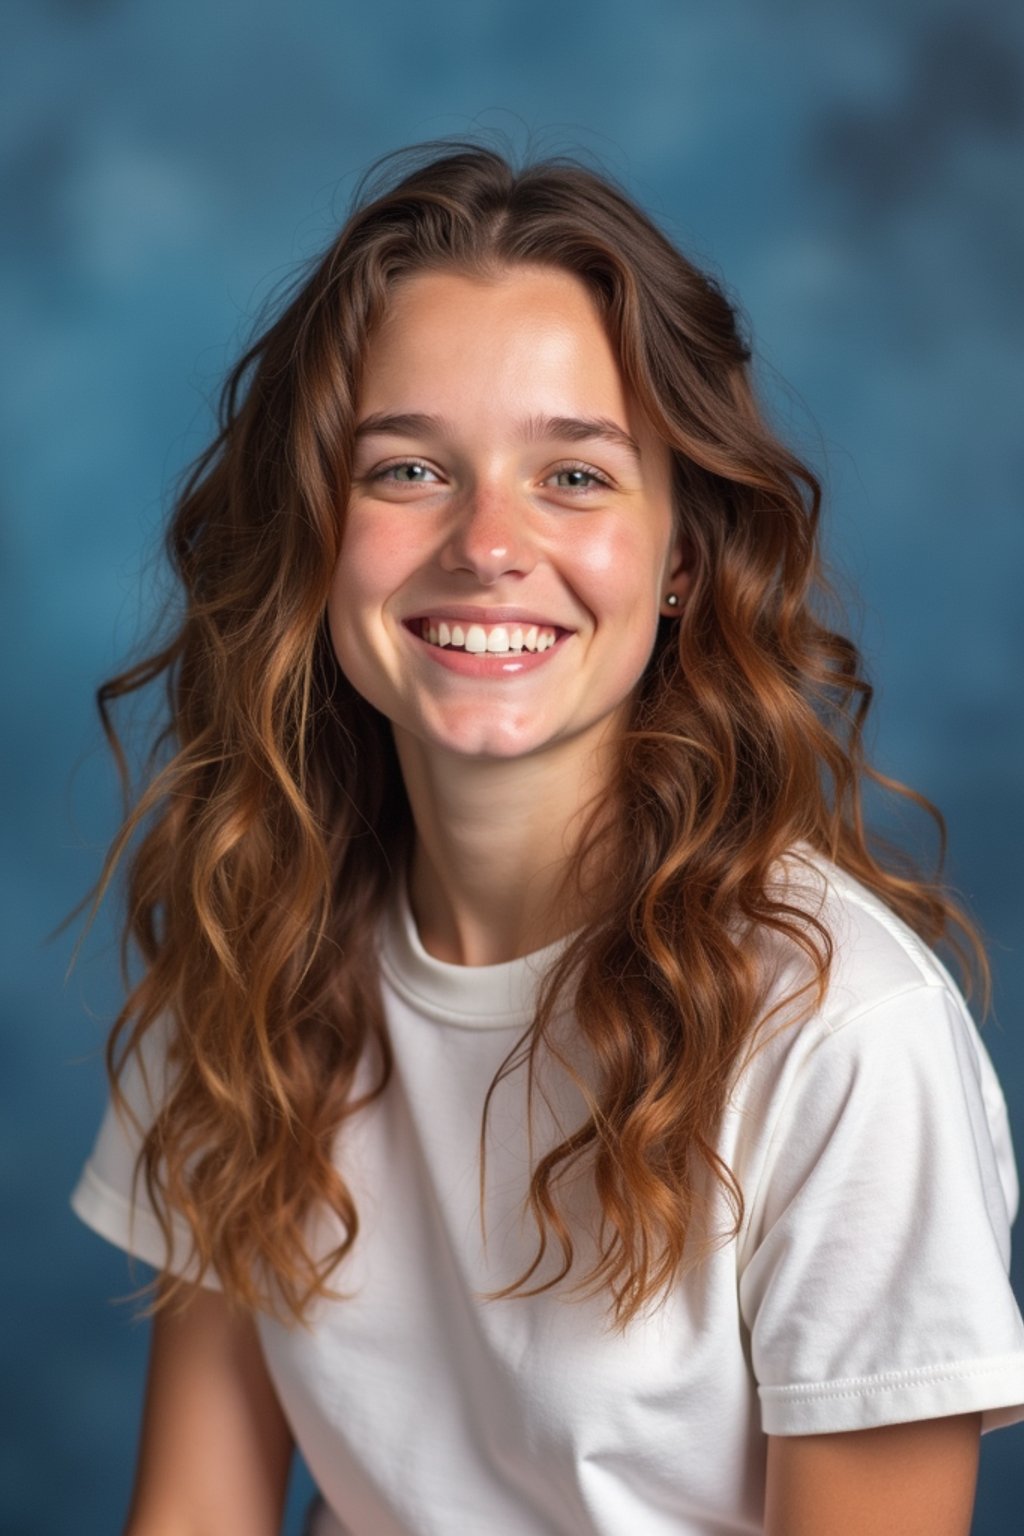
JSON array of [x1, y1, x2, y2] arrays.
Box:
[[70, 140, 1024, 1536]]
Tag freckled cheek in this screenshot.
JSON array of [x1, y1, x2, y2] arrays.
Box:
[[334, 511, 430, 610]]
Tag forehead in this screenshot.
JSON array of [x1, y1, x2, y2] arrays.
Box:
[[359, 264, 635, 422], [377, 262, 605, 325]]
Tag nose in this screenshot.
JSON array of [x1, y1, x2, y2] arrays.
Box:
[[437, 485, 538, 585]]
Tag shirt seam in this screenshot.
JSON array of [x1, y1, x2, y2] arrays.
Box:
[[761, 1353, 1024, 1403], [821, 975, 950, 1036], [379, 955, 534, 1028]]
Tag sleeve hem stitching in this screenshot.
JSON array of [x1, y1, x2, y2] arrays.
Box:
[[760, 1353, 1024, 1404]]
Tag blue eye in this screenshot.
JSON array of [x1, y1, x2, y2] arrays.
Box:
[[551, 463, 611, 493], [373, 461, 439, 484], [369, 458, 612, 493]]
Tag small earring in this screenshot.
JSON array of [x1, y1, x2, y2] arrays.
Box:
[[665, 592, 679, 608]]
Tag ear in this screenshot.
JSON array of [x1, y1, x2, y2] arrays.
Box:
[[659, 528, 696, 615]]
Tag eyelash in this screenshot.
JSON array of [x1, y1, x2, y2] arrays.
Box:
[[370, 458, 613, 494]]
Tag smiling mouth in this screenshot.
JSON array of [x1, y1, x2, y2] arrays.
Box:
[[404, 618, 567, 654]]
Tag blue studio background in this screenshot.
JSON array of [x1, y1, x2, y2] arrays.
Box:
[[3, 1, 1022, 1532]]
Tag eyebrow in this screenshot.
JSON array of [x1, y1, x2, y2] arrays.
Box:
[[353, 411, 643, 469]]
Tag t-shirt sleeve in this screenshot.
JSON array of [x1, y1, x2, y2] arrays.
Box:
[[738, 982, 1024, 1435], [69, 1011, 222, 1291]]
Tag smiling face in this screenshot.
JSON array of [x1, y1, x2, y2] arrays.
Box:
[[327, 263, 689, 769]]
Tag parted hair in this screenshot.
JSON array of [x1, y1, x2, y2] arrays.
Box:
[[77, 138, 986, 1332]]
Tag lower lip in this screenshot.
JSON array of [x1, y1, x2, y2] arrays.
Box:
[[404, 625, 573, 677]]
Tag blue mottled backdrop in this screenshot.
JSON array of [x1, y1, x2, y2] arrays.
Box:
[[2, 0, 1022, 1531]]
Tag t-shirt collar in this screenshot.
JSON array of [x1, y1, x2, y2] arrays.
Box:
[[378, 866, 584, 1030]]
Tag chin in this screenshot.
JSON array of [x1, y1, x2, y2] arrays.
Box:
[[432, 733, 551, 761]]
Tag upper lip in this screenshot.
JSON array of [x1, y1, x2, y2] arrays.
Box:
[[404, 606, 574, 631]]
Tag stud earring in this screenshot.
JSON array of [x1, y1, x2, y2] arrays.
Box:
[[665, 592, 679, 608]]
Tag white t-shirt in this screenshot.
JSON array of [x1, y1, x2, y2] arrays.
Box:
[[71, 853, 1024, 1535]]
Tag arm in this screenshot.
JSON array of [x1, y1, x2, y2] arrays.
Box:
[[123, 1276, 295, 1536], [764, 1413, 982, 1536]]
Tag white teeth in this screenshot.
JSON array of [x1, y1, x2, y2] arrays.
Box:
[[418, 619, 559, 654]]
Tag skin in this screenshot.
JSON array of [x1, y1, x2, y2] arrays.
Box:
[[124, 1280, 294, 1536], [328, 263, 691, 965], [764, 1413, 981, 1535]]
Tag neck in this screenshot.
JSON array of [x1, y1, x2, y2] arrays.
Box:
[[392, 725, 621, 966]]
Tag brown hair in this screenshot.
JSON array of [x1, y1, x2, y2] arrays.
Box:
[[74, 138, 987, 1332]]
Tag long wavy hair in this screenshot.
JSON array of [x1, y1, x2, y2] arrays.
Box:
[[75, 139, 987, 1333]]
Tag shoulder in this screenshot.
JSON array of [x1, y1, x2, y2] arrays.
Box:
[[744, 843, 998, 1101], [725, 847, 1018, 1235], [729, 853, 1024, 1438], [762, 844, 960, 1029]]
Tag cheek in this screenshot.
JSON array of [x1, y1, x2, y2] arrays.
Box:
[[325, 543, 375, 679], [328, 507, 426, 644], [325, 584, 393, 715], [571, 521, 669, 687], [326, 510, 428, 701], [335, 507, 422, 594], [567, 518, 667, 606]]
